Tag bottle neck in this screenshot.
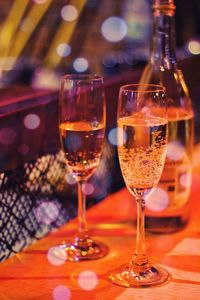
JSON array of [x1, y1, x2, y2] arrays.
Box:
[[150, 12, 177, 68]]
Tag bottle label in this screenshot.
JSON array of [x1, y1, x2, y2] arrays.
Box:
[[159, 159, 191, 209], [146, 141, 192, 215]]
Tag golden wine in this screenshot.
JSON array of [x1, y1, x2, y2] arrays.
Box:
[[118, 115, 167, 198], [59, 121, 104, 180], [145, 108, 194, 231]]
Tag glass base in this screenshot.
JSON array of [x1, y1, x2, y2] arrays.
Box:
[[109, 263, 170, 287], [58, 237, 108, 261]]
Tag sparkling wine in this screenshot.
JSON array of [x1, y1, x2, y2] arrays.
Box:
[[118, 115, 167, 198], [145, 108, 194, 232], [59, 121, 104, 179]]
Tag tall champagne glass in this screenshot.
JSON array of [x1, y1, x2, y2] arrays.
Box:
[[59, 74, 108, 261], [109, 84, 170, 287]]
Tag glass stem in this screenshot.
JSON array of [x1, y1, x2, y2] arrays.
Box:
[[77, 181, 88, 238], [131, 197, 149, 271]]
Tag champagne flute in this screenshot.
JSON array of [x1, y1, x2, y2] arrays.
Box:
[[59, 74, 108, 261], [109, 84, 170, 287]]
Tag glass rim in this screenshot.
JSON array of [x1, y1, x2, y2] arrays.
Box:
[[61, 73, 103, 82], [120, 83, 166, 93]]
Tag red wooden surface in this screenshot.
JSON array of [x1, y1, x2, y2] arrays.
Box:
[[0, 149, 200, 300]]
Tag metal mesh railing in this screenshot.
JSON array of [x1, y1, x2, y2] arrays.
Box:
[[0, 141, 120, 262], [0, 151, 72, 262]]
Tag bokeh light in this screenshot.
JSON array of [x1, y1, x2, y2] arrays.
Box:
[[35, 201, 59, 225], [123, 0, 150, 41], [73, 57, 89, 72], [65, 133, 82, 151], [179, 173, 191, 188], [0, 127, 17, 145], [32, 67, 60, 89], [166, 141, 185, 161], [18, 144, 29, 155], [78, 270, 98, 291], [108, 127, 127, 146], [66, 173, 77, 185], [146, 187, 169, 211], [102, 52, 118, 68], [24, 113, 40, 130], [53, 285, 71, 300], [108, 128, 118, 146], [47, 246, 67, 266], [61, 5, 78, 22], [101, 16, 127, 42], [102, 50, 134, 68], [82, 182, 94, 195], [57, 43, 71, 57], [188, 40, 200, 55]]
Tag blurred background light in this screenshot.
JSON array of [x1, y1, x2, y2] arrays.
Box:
[[31, 67, 60, 89], [47, 246, 67, 266], [124, 0, 150, 41], [35, 201, 59, 225], [82, 183, 94, 195], [66, 173, 76, 185], [166, 141, 185, 161], [0, 0, 198, 85], [146, 187, 169, 212], [18, 144, 30, 155], [102, 52, 118, 68], [108, 128, 118, 146], [78, 270, 98, 291], [24, 113, 40, 130], [73, 57, 89, 72], [0, 127, 17, 145], [56, 43, 71, 57], [179, 173, 191, 188], [108, 127, 127, 146], [64, 133, 82, 151], [61, 5, 78, 22], [53, 285, 71, 300], [101, 16, 127, 42], [188, 40, 200, 55]]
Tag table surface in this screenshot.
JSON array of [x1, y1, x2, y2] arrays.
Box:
[[1, 154, 200, 300]]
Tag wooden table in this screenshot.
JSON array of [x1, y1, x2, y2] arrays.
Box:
[[1, 165, 200, 300]]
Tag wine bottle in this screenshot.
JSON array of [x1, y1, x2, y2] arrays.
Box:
[[140, 0, 194, 233]]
